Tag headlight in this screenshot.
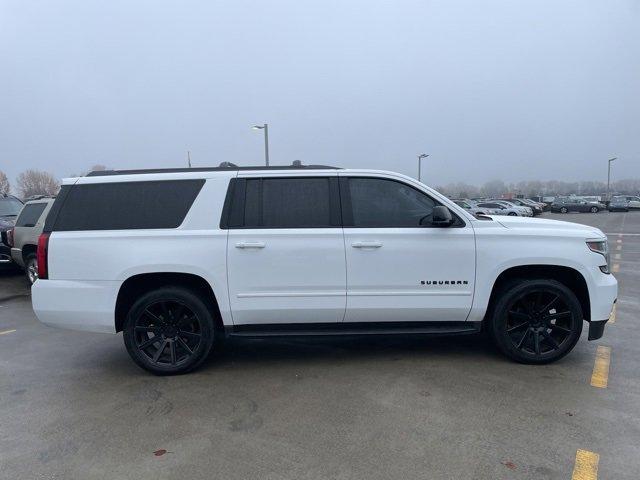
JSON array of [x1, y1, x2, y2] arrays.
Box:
[[587, 239, 610, 273]]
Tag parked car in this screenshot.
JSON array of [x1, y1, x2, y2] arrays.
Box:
[[619, 195, 640, 210], [551, 198, 603, 213], [503, 198, 543, 215], [0, 193, 24, 268], [32, 165, 617, 374], [9, 197, 55, 283], [490, 200, 534, 217], [452, 199, 499, 216], [608, 196, 629, 212], [477, 201, 527, 216]]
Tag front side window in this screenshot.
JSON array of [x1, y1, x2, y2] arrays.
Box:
[[243, 177, 336, 228], [344, 177, 441, 227]]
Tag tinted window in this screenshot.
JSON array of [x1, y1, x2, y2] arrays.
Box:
[[51, 180, 204, 231], [16, 203, 47, 227], [0, 197, 23, 216], [243, 177, 334, 228], [346, 178, 437, 227], [478, 203, 500, 208]]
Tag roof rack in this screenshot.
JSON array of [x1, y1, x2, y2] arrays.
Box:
[[86, 163, 342, 177]]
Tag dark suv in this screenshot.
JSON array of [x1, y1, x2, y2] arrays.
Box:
[[0, 194, 24, 267]]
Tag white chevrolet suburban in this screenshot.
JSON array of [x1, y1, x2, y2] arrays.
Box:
[[32, 165, 617, 375]]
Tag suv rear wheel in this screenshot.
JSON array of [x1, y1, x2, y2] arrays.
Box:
[[25, 253, 38, 285], [123, 287, 215, 375], [488, 279, 583, 364]]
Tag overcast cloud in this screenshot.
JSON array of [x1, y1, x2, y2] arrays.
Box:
[[1, 0, 638, 186]]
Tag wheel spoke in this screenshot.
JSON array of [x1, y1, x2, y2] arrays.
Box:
[[160, 302, 171, 322], [143, 308, 162, 324], [177, 337, 193, 355], [138, 335, 162, 350], [516, 329, 530, 349], [533, 331, 541, 355], [135, 326, 160, 333], [178, 315, 197, 328], [543, 311, 572, 321], [549, 323, 572, 334], [539, 295, 558, 314], [507, 321, 529, 332], [152, 340, 167, 362], [171, 304, 185, 323], [170, 341, 177, 365], [178, 330, 201, 339], [541, 330, 560, 350]]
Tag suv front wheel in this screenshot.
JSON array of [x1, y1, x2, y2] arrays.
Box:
[[489, 279, 583, 364], [123, 287, 216, 375]]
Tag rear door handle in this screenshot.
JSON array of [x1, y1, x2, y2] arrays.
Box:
[[351, 241, 382, 248], [235, 242, 266, 249]]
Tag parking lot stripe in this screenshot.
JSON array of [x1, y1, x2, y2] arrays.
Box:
[[591, 346, 611, 388], [612, 263, 620, 273], [613, 253, 621, 260], [609, 304, 616, 324], [0, 329, 17, 336], [571, 449, 599, 480]]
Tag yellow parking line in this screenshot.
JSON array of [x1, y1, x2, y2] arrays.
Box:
[[0, 329, 16, 336], [613, 253, 621, 260], [609, 304, 616, 324], [616, 239, 622, 243], [591, 346, 611, 388], [616, 245, 622, 251], [612, 264, 620, 273], [572, 449, 599, 480]]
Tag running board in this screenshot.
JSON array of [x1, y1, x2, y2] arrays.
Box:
[[226, 321, 482, 338]]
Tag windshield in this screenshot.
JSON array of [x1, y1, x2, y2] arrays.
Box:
[[0, 197, 23, 216]]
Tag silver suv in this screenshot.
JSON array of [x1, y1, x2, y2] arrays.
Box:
[[10, 197, 55, 284]]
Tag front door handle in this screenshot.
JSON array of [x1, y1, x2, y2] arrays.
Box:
[[235, 242, 266, 249], [351, 241, 383, 249]]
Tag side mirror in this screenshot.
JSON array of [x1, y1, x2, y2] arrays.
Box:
[[431, 205, 453, 227]]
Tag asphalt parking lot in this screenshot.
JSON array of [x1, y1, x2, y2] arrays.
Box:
[[1, 211, 639, 479]]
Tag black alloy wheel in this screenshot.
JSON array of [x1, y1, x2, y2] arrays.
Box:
[[560, 207, 568, 213], [508, 212, 517, 216], [489, 279, 583, 364], [123, 287, 215, 375]]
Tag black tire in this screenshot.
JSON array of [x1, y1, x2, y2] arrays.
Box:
[[488, 279, 583, 364], [508, 212, 517, 216], [560, 207, 568, 213], [25, 253, 38, 285], [590, 206, 599, 213], [123, 286, 216, 375]]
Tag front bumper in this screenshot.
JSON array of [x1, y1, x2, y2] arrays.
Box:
[[0, 243, 13, 266]]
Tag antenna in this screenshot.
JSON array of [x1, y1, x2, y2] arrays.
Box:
[[187, 150, 192, 168]]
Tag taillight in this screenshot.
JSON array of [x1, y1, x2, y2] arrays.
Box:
[[37, 233, 50, 280], [6, 227, 14, 247]]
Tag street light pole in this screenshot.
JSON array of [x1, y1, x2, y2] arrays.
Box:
[[417, 153, 429, 182], [607, 157, 617, 202], [252, 123, 270, 166]]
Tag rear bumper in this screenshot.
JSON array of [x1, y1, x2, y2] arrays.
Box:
[[32, 279, 120, 333]]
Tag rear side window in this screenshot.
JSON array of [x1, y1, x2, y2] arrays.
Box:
[[16, 203, 47, 227], [222, 177, 340, 228], [50, 180, 204, 231]]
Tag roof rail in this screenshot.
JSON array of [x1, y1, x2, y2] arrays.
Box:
[[86, 163, 342, 177]]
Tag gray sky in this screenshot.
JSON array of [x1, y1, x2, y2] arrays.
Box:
[[1, 0, 639, 187]]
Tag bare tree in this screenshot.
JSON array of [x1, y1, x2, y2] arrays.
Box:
[[16, 170, 59, 199], [0, 171, 10, 195]]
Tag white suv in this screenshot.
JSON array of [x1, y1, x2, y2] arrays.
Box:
[[32, 165, 617, 374]]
